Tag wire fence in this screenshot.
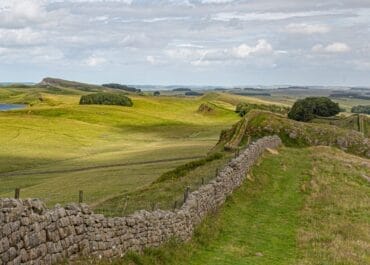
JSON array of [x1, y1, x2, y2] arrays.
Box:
[[10, 149, 240, 218]]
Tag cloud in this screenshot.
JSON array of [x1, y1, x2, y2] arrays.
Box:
[[285, 23, 331, 34], [312, 42, 351, 53], [0, 28, 45, 46], [201, 0, 236, 4], [0, 0, 369, 85], [146, 55, 166, 65], [84, 55, 107, 66], [166, 39, 274, 66], [231, 40, 273, 58], [0, 0, 45, 28], [211, 10, 345, 22]]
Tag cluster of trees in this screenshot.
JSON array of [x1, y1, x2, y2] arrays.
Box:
[[79, 93, 133, 107], [235, 103, 290, 117], [102, 83, 141, 93], [172, 88, 191, 92], [288, 97, 340, 121], [330, 92, 370, 100], [351, 105, 370, 114], [185, 91, 204, 96]]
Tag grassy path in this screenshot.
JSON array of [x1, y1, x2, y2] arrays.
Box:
[[183, 148, 311, 265], [116, 147, 312, 265]]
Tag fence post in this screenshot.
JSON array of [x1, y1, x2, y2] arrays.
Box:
[[15, 188, 20, 199], [216, 168, 219, 176], [79, 190, 83, 203], [173, 200, 177, 210], [201, 177, 205, 185], [183, 186, 190, 203]]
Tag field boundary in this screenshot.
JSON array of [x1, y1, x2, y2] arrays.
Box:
[[0, 156, 204, 177], [0, 136, 281, 264]]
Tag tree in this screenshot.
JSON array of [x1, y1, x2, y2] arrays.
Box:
[[351, 105, 370, 114], [79, 92, 133, 107], [288, 97, 340, 122], [153, 91, 160, 96]]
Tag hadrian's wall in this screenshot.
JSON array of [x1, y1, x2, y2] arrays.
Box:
[[0, 135, 282, 265]]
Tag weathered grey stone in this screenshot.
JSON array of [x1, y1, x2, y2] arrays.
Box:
[[0, 136, 281, 265]]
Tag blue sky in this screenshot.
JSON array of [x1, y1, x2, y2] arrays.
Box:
[[0, 0, 370, 86]]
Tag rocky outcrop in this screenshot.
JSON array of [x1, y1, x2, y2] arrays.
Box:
[[0, 136, 282, 265]]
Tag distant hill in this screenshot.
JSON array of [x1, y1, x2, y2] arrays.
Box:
[[102, 83, 141, 93], [38, 77, 105, 92]]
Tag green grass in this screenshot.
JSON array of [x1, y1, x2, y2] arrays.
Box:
[[94, 152, 232, 215], [312, 114, 370, 137], [219, 110, 370, 157], [102, 146, 369, 265], [0, 89, 240, 207]]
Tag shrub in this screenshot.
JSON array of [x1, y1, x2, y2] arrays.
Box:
[[172, 88, 192, 92], [79, 92, 133, 107], [153, 91, 160, 96], [235, 103, 289, 117], [185, 91, 204, 96], [288, 97, 340, 122], [351, 105, 370, 114]]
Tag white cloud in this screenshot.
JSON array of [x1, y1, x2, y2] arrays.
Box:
[[285, 23, 330, 34], [312, 42, 351, 53], [201, 0, 236, 4], [166, 39, 274, 66], [231, 39, 273, 58], [211, 10, 345, 22], [0, 28, 45, 46], [0, 0, 46, 27], [84, 55, 107, 66]]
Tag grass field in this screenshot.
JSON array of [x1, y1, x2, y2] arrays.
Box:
[[1, 84, 369, 264], [112, 146, 370, 265], [0, 89, 241, 207]]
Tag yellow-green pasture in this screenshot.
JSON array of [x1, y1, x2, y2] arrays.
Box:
[[0, 90, 242, 207]]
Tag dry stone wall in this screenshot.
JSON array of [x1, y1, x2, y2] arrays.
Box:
[[0, 135, 282, 265]]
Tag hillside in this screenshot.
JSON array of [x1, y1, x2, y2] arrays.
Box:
[[98, 146, 370, 265], [1, 84, 369, 264], [219, 110, 370, 158], [38, 77, 105, 92], [312, 114, 370, 137], [0, 90, 240, 207]]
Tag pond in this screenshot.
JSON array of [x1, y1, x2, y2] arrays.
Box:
[[0, 104, 27, 111]]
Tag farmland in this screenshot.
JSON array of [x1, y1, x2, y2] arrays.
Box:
[[0, 86, 241, 208]]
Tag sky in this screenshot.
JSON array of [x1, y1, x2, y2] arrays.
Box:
[[0, 0, 370, 86]]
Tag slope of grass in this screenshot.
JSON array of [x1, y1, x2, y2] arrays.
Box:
[[312, 114, 370, 137], [0, 90, 240, 207], [219, 110, 370, 157], [104, 146, 369, 265], [94, 152, 232, 216]]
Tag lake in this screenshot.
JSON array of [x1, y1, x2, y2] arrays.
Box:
[[0, 104, 27, 111]]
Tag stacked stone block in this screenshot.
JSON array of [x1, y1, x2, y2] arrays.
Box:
[[0, 135, 281, 264]]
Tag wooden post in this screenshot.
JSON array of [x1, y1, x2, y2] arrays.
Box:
[[216, 168, 219, 176], [14, 188, 20, 199], [173, 200, 177, 210], [201, 177, 205, 185], [183, 186, 190, 203], [79, 190, 83, 203]]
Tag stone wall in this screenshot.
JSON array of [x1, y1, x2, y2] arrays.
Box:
[[0, 136, 282, 265]]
